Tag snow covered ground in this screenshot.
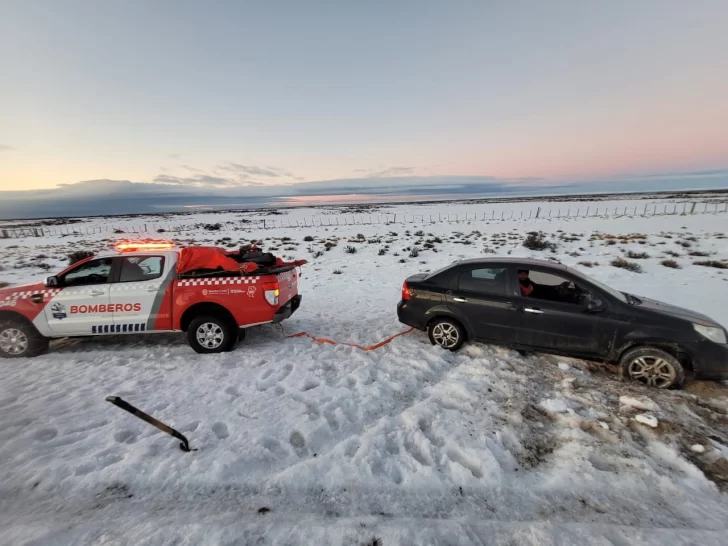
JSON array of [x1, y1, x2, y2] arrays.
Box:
[[1, 197, 728, 545]]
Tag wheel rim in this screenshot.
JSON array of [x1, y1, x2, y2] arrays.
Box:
[[196, 323, 225, 349], [627, 356, 677, 388], [432, 323, 459, 348], [0, 328, 29, 355]]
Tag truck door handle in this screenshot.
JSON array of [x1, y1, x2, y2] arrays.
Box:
[[90, 290, 105, 297], [524, 307, 543, 314], [145, 286, 158, 292], [453, 297, 468, 303]]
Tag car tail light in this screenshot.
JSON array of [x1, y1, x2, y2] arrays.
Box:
[[402, 281, 414, 300], [264, 281, 279, 306]]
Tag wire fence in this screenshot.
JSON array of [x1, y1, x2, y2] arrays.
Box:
[[1, 200, 726, 239]]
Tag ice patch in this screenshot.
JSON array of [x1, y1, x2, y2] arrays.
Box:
[[539, 398, 569, 413], [620, 395, 660, 412], [557, 362, 570, 371], [634, 413, 658, 428]]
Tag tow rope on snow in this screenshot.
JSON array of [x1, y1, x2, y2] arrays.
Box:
[[280, 325, 415, 351], [105, 395, 195, 452]]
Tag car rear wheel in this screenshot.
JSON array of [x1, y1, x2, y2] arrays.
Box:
[[619, 346, 685, 389], [428, 318, 465, 351], [0, 319, 49, 358], [187, 315, 235, 354]]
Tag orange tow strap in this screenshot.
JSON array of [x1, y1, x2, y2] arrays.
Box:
[[281, 326, 415, 351]]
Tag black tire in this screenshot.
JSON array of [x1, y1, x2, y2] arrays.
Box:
[[427, 318, 466, 351], [619, 346, 685, 389], [0, 319, 49, 358], [187, 315, 235, 354]]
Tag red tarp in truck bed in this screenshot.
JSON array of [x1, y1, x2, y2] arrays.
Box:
[[177, 247, 244, 274], [177, 246, 306, 275]]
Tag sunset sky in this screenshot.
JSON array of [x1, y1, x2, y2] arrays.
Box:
[[1, 0, 728, 198]]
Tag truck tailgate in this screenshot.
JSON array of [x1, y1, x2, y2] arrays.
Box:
[[277, 268, 299, 304]]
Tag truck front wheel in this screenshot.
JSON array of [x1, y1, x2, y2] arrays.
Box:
[[187, 315, 236, 354], [0, 319, 49, 358]]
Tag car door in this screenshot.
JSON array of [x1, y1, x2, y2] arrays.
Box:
[[445, 265, 520, 344], [512, 268, 604, 357], [108, 255, 171, 333], [44, 258, 114, 335]]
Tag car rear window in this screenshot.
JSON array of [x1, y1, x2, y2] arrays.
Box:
[[458, 267, 508, 295]]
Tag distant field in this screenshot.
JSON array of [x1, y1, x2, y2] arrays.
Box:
[[1, 194, 728, 544]]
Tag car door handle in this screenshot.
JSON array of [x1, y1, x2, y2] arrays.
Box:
[[524, 307, 543, 314], [145, 286, 158, 292], [90, 290, 105, 297], [453, 297, 468, 303]]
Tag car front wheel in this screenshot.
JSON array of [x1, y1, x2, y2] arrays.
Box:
[[428, 318, 465, 351], [619, 346, 685, 389]]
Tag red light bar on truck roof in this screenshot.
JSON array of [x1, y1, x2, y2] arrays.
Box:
[[115, 240, 175, 252]]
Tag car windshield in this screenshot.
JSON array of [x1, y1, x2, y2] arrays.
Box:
[[568, 266, 628, 303]]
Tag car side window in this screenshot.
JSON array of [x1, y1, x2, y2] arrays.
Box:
[[62, 258, 113, 286], [458, 267, 508, 295], [524, 270, 591, 306], [119, 256, 165, 283]]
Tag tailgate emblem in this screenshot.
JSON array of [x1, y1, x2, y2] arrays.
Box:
[[247, 286, 257, 297]]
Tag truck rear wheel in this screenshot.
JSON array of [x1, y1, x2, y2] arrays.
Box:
[[0, 319, 49, 358], [187, 315, 236, 354]]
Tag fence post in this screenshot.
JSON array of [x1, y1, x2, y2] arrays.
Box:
[[535, 207, 540, 218], [704, 202, 708, 212], [690, 202, 696, 214]]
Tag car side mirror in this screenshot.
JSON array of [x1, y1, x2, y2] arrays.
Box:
[[587, 298, 604, 312], [46, 276, 58, 287]]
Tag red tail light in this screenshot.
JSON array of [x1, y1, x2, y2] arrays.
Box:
[[402, 281, 412, 301], [263, 281, 280, 306]]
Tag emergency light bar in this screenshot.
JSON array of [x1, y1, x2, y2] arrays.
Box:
[[115, 240, 175, 252]]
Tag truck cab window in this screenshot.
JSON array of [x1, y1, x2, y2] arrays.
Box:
[[62, 258, 113, 286], [119, 256, 165, 283]]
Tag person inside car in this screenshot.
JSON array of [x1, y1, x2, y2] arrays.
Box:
[[518, 270, 535, 296], [519, 269, 577, 302]]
